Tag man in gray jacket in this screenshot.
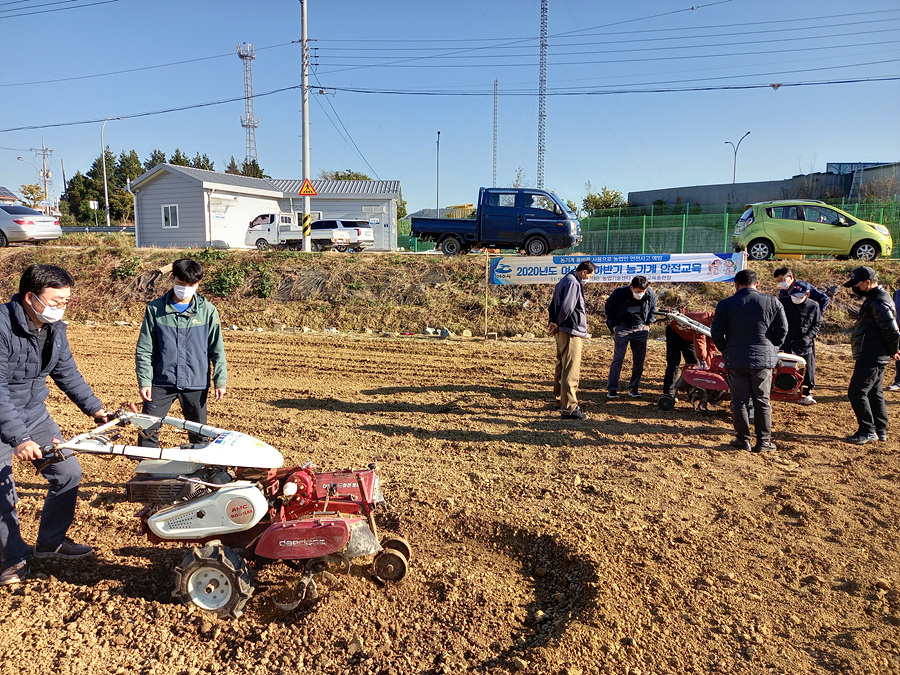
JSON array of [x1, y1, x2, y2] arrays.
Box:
[[548, 261, 595, 420], [712, 269, 788, 452], [0, 265, 109, 586], [843, 266, 900, 444]]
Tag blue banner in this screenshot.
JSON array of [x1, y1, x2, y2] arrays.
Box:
[[489, 252, 747, 285]]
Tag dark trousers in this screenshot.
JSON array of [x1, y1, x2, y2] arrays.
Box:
[[727, 368, 773, 444], [663, 325, 697, 396], [1, 413, 82, 568], [894, 360, 899, 386], [138, 386, 209, 447], [787, 348, 816, 395], [608, 326, 649, 394], [848, 361, 888, 435]]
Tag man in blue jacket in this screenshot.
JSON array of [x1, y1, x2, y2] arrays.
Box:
[[0, 265, 109, 586], [548, 261, 595, 420], [712, 269, 788, 452], [843, 267, 900, 444], [604, 276, 657, 399], [773, 267, 830, 315], [778, 280, 823, 405]]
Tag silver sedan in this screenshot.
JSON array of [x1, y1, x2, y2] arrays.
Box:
[[0, 205, 62, 246]]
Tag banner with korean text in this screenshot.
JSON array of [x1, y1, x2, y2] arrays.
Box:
[[488, 252, 746, 285]]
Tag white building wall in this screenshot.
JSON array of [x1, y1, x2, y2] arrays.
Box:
[[209, 192, 282, 248], [284, 197, 397, 250]]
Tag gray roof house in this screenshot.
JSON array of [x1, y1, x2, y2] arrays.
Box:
[[0, 186, 19, 203], [129, 164, 401, 250]]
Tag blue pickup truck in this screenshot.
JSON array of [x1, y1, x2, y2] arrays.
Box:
[[411, 187, 582, 256]]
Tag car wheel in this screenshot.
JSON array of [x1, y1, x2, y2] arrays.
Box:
[[0, 230, 8, 248], [524, 236, 549, 257], [335, 245, 348, 253], [850, 240, 879, 261], [440, 236, 463, 256], [255, 238, 269, 251], [747, 239, 774, 260]]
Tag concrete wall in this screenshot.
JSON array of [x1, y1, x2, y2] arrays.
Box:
[[856, 163, 900, 199], [628, 173, 852, 208]]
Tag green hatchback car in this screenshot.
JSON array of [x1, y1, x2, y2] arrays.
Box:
[[732, 200, 893, 261]]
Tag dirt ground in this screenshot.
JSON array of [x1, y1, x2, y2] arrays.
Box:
[[1, 324, 899, 675]]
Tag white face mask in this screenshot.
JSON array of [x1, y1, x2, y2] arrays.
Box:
[[777, 279, 792, 290], [31, 294, 66, 324], [173, 283, 198, 302], [791, 295, 808, 305], [632, 291, 646, 300]]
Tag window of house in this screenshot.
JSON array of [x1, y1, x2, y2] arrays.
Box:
[[162, 204, 179, 228]]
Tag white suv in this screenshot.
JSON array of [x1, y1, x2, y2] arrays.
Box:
[[315, 219, 375, 252]]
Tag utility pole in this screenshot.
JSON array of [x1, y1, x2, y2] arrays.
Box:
[[493, 80, 498, 188], [300, 0, 312, 252], [28, 140, 53, 213], [537, 0, 548, 189], [436, 131, 441, 218]]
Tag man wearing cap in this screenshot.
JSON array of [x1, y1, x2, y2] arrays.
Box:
[[711, 269, 788, 452], [773, 267, 830, 315], [843, 266, 900, 444], [889, 285, 900, 393], [778, 280, 823, 405]]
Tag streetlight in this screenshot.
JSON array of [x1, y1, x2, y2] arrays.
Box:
[[436, 131, 441, 219], [17, 156, 44, 212], [101, 117, 121, 228], [725, 131, 750, 184]]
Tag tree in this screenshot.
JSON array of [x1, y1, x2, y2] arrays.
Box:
[[225, 156, 241, 175], [20, 184, 43, 209], [582, 182, 625, 213], [115, 150, 143, 186], [240, 159, 267, 178], [318, 169, 371, 180], [169, 149, 191, 166], [396, 189, 407, 219], [192, 153, 214, 171], [63, 172, 88, 222], [510, 167, 528, 188], [566, 199, 577, 213], [143, 149, 167, 171]]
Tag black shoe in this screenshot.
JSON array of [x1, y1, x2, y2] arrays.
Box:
[[876, 430, 887, 442], [561, 407, 588, 420], [845, 432, 877, 445], [752, 440, 777, 453], [729, 438, 751, 451], [628, 390, 642, 399], [552, 405, 562, 412], [606, 391, 619, 400]]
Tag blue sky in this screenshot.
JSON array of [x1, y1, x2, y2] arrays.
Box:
[[1, 0, 899, 213]]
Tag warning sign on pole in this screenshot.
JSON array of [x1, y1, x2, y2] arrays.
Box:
[[298, 179, 317, 196]]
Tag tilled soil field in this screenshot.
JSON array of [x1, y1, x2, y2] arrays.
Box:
[[2, 324, 899, 675]]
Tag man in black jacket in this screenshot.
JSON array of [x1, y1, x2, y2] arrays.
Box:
[[712, 269, 788, 452], [843, 266, 900, 444], [548, 261, 595, 420], [779, 280, 823, 405], [604, 276, 657, 399], [0, 265, 109, 586]]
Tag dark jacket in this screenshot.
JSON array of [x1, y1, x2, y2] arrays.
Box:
[[135, 291, 227, 390], [851, 286, 900, 364], [779, 297, 823, 355], [604, 286, 657, 333], [0, 295, 102, 449], [548, 272, 588, 338], [778, 285, 830, 315], [711, 287, 788, 369]]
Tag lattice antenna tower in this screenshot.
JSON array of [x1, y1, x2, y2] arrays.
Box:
[[537, 0, 548, 189], [237, 43, 260, 163]]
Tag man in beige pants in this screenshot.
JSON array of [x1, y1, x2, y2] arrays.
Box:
[[548, 261, 595, 420]]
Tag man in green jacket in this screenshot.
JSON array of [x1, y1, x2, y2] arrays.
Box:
[[135, 259, 227, 447]]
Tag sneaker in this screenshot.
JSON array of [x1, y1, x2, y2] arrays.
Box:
[[0, 561, 29, 586], [752, 440, 777, 453], [34, 538, 93, 560], [799, 394, 817, 406], [606, 391, 619, 400], [561, 407, 588, 420], [729, 438, 751, 451], [628, 391, 642, 399], [887, 382, 900, 392], [845, 432, 878, 445], [876, 430, 887, 442]]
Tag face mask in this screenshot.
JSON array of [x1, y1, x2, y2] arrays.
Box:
[[632, 291, 646, 300], [790, 295, 807, 305], [173, 283, 197, 302], [777, 280, 792, 290], [852, 286, 867, 298], [31, 294, 65, 324]]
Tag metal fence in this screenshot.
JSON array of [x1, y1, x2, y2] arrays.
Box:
[[397, 199, 900, 257]]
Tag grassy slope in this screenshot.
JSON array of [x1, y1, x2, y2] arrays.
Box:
[[2, 238, 898, 341]]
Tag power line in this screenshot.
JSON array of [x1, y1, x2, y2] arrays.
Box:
[[310, 72, 379, 178], [0, 0, 119, 19]]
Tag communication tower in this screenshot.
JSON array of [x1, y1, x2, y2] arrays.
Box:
[[237, 43, 260, 163], [537, 0, 548, 189]]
